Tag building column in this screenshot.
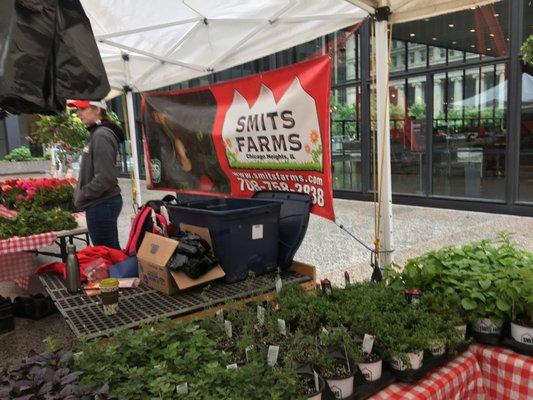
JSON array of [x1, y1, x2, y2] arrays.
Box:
[[433, 78, 442, 117], [497, 69, 506, 110], [451, 76, 463, 106]]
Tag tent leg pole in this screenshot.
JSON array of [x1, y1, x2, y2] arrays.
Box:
[[125, 91, 143, 207], [375, 18, 394, 267]]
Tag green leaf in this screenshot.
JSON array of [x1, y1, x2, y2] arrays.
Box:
[[470, 291, 486, 302], [461, 298, 477, 310], [496, 298, 511, 312], [479, 280, 491, 290]]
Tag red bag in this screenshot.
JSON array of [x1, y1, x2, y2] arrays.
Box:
[[123, 197, 175, 256]]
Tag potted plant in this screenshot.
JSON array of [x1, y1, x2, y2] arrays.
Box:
[[378, 312, 427, 371], [504, 267, 533, 346], [313, 349, 355, 400], [356, 347, 383, 382], [297, 372, 326, 400]]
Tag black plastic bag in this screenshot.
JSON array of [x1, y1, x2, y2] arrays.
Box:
[[0, 0, 110, 116]]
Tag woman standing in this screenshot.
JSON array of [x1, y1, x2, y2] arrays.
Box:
[[68, 100, 124, 249]]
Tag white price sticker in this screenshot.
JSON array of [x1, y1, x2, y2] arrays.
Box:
[[267, 345, 279, 367], [252, 224, 264, 240], [275, 276, 283, 294], [314, 370, 320, 392], [277, 318, 287, 336], [224, 320, 233, 338], [257, 305, 265, 325], [362, 334, 374, 354]]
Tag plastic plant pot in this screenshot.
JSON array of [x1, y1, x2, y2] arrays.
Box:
[[390, 351, 424, 371], [510, 322, 533, 346], [357, 358, 383, 382], [326, 375, 354, 399]]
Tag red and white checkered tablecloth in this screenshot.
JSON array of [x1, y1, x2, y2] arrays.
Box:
[[472, 344, 533, 400], [369, 348, 485, 400], [0, 232, 57, 255], [0, 204, 17, 219], [0, 232, 57, 289]]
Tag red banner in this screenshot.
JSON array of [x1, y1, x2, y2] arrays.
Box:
[[142, 56, 334, 220]]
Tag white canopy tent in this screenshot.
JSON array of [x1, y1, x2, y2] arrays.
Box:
[[80, 0, 500, 267]]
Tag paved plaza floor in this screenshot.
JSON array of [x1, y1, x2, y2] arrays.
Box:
[[1, 177, 532, 366]]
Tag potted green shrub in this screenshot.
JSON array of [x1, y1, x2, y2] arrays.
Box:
[[313, 350, 355, 400], [505, 267, 533, 345], [297, 372, 326, 400], [356, 347, 383, 382]]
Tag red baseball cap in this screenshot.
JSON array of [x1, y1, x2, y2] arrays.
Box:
[[67, 100, 107, 110]]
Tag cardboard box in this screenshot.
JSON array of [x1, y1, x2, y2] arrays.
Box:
[[137, 227, 225, 295]]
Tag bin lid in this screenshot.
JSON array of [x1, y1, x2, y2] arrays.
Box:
[[252, 191, 311, 270]]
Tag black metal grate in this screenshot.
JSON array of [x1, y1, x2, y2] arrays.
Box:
[[40, 271, 310, 340]]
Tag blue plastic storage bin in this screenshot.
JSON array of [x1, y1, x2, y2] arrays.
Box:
[[167, 198, 281, 282]]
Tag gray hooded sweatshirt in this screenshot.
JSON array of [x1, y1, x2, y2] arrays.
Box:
[[74, 120, 124, 210]]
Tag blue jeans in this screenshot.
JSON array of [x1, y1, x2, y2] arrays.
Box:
[[85, 195, 123, 249]]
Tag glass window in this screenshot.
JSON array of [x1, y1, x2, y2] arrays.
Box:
[[519, 0, 533, 202], [432, 64, 507, 200], [523, 1, 533, 41], [0, 119, 7, 159], [390, 40, 405, 73], [329, 27, 359, 84], [429, 46, 446, 67], [519, 70, 533, 202], [331, 86, 361, 191], [392, 1, 509, 64], [388, 77, 427, 195]]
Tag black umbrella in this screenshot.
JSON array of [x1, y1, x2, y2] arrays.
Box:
[[0, 0, 110, 116]]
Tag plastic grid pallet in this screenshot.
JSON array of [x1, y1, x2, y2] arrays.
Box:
[[39, 271, 310, 339]]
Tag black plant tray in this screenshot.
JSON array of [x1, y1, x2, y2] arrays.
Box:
[[389, 350, 445, 383], [469, 329, 503, 346], [500, 336, 533, 357], [310, 366, 394, 400]]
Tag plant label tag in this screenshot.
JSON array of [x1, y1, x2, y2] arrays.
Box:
[[313, 370, 320, 392], [226, 363, 238, 370], [277, 318, 287, 336], [275, 276, 283, 294], [224, 320, 233, 338], [245, 345, 254, 362], [267, 345, 279, 367], [252, 224, 263, 240], [176, 382, 188, 394], [362, 334, 374, 354], [343, 344, 351, 372], [322, 327, 329, 335], [215, 309, 224, 324], [257, 305, 265, 325]]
